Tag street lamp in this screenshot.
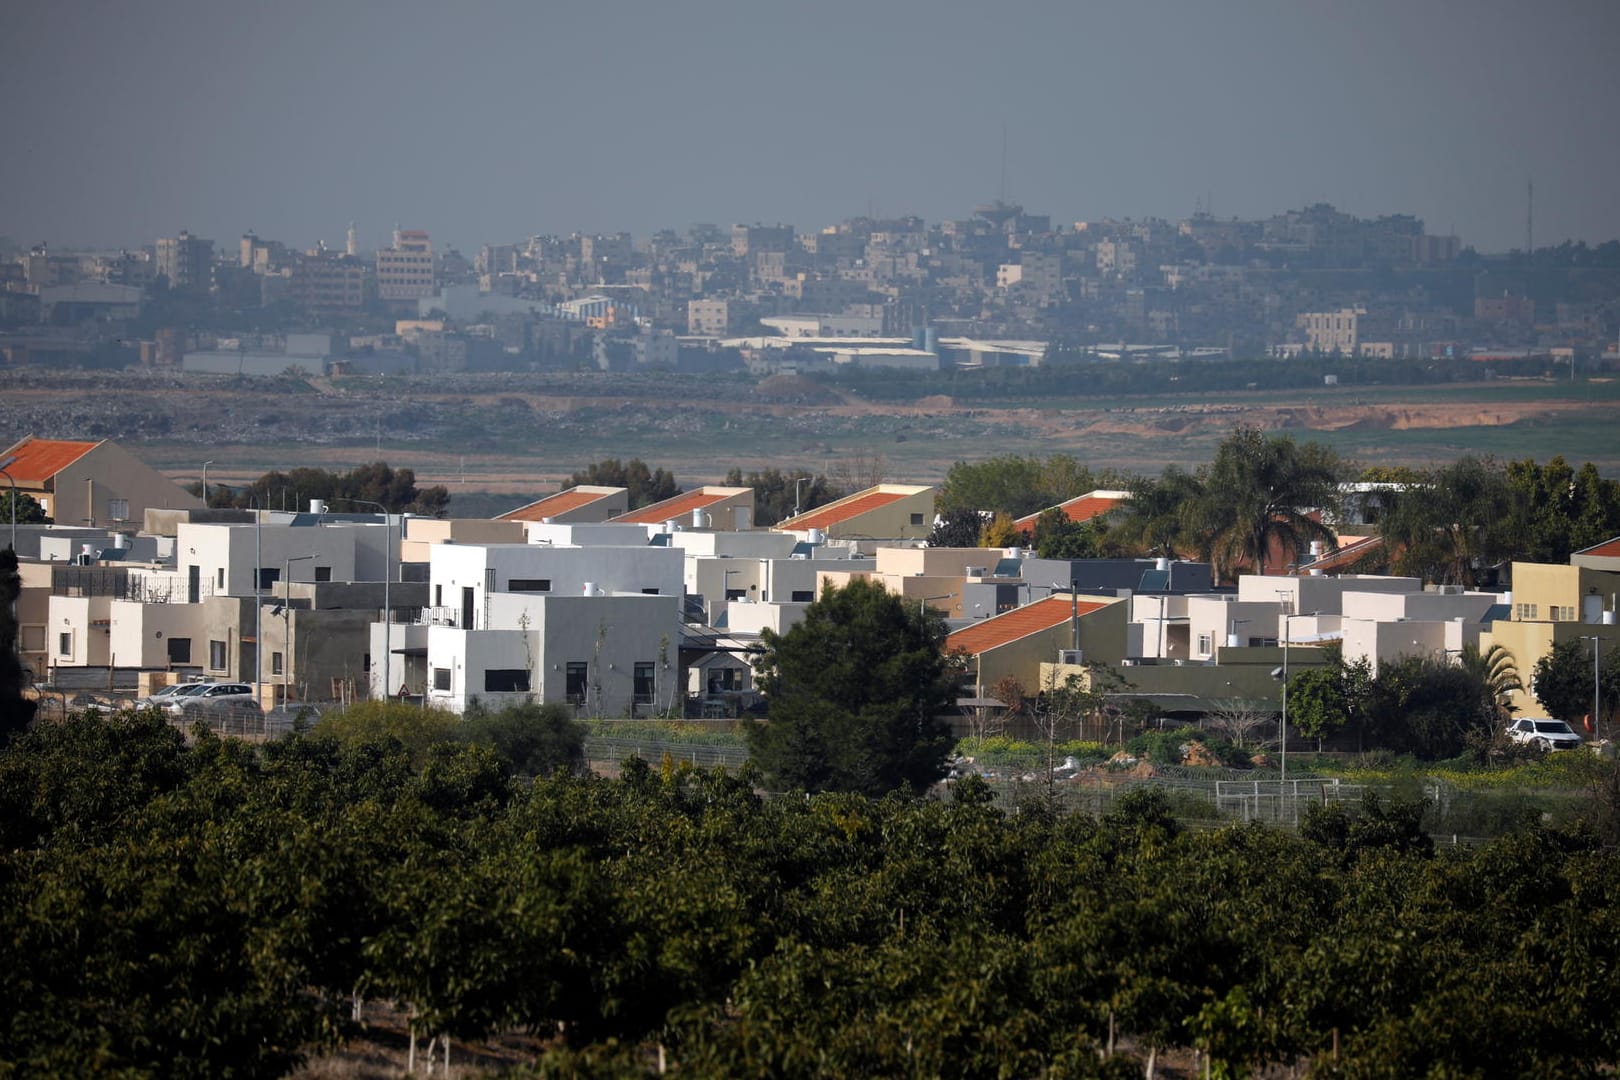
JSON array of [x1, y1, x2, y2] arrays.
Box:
[[282, 554, 315, 703], [333, 498, 393, 701], [201, 460, 214, 507], [1052, 579, 1081, 655], [1581, 636, 1602, 736], [1275, 609, 1321, 790], [921, 592, 954, 619], [0, 453, 17, 552]]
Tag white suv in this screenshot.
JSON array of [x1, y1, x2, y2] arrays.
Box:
[[1506, 718, 1584, 752], [165, 682, 257, 720]]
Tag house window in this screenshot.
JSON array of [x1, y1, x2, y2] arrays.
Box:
[[484, 668, 531, 693], [58, 631, 72, 657], [1515, 602, 1539, 621], [641, 587, 660, 595], [633, 662, 656, 706], [1197, 633, 1213, 655], [791, 590, 815, 603], [209, 640, 228, 670], [432, 667, 452, 692], [259, 567, 278, 589], [314, 566, 332, 582], [217, 568, 226, 589], [166, 637, 192, 664], [565, 662, 588, 704], [108, 498, 129, 521], [434, 584, 443, 606], [910, 513, 924, 526], [509, 578, 551, 592], [271, 652, 283, 675], [707, 667, 744, 693]]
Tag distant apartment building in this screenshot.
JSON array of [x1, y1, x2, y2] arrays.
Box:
[[687, 298, 732, 336], [288, 250, 371, 317], [376, 229, 435, 303], [732, 223, 794, 257], [1476, 293, 1536, 325], [759, 313, 883, 338], [1298, 307, 1368, 354], [156, 230, 214, 293]]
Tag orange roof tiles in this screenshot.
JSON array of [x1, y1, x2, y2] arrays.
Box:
[[780, 490, 909, 531], [613, 489, 736, 526], [500, 488, 617, 522], [2, 438, 98, 483], [1014, 494, 1126, 532], [1576, 536, 1620, 558], [946, 595, 1110, 655]]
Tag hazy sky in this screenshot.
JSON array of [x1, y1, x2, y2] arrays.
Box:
[[5, 0, 1618, 254]]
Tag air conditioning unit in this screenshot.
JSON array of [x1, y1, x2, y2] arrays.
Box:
[[1058, 649, 1083, 665]]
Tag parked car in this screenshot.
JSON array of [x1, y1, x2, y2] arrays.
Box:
[[166, 682, 255, 720], [135, 682, 211, 711], [1506, 717, 1584, 752]]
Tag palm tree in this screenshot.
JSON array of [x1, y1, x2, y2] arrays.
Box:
[[1459, 642, 1521, 723], [1198, 425, 1342, 581], [1378, 457, 1516, 587], [1111, 467, 1205, 559]]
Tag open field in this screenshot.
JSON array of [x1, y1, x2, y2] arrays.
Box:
[[4, 368, 1619, 502]]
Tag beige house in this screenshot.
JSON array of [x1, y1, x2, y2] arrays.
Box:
[[1481, 557, 1620, 717], [400, 517, 526, 563], [2, 436, 202, 529], [774, 484, 936, 542], [612, 486, 755, 531], [498, 485, 629, 525], [946, 593, 1128, 699]]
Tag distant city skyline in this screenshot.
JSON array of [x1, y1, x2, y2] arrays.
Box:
[[5, 0, 1619, 254]]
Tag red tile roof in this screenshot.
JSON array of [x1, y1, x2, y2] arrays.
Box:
[[500, 488, 619, 522], [946, 595, 1111, 655], [1576, 536, 1620, 558], [779, 490, 910, 531], [612, 488, 739, 526], [1013, 493, 1127, 532], [1, 438, 98, 483]]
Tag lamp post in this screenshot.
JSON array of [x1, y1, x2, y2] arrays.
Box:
[[0, 453, 17, 552], [283, 554, 315, 703], [921, 592, 954, 619], [1581, 635, 1602, 736], [201, 460, 214, 507], [1052, 579, 1081, 655], [334, 498, 393, 701]]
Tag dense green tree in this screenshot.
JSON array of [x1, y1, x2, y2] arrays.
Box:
[[936, 453, 1122, 518], [1376, 456, 1516, 586], [224, 461, 450, 515], [311, 700, 462, 764], [1109, 467, 1204, 559], [458, 700, 587, 777], [1366, 654, 1499, 759], [566, 457, 678, 509], [1504, 456, 1620, 564], [1030, 508, 1108, 560], [722, 466, 842, 526], [1195, 425, 1342, 581], [0, 489, 48, 526], [0, 547, 35, 739], [1533, 638, 1602, 724], [748, 579, 957, 796], [928, 506, 988, 548]]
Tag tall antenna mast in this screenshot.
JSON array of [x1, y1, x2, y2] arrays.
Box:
[[1526, 177, 1534, 255], [999, 122, 1007, 204]]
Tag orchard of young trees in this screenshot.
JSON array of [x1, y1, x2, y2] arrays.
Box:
[[3, 708, 1620, 1077]]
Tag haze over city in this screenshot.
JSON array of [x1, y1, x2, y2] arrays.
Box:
[[5, 0, 1619, 252]]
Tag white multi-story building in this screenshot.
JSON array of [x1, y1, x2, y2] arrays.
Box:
[[376, 228, 435, 302]]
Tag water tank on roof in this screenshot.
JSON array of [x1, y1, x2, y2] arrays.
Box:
[[582, 581, 596, 596], [807, 527, 825, 545], [309, 499, 327, 515], [691, 508, 710, 529], [1155, 557, 1170, 572]]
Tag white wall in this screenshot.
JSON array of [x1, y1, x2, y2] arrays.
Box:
[[108, 599, 205, 669], [427, 544, 683, 630], [177, 522, 359, 599]]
